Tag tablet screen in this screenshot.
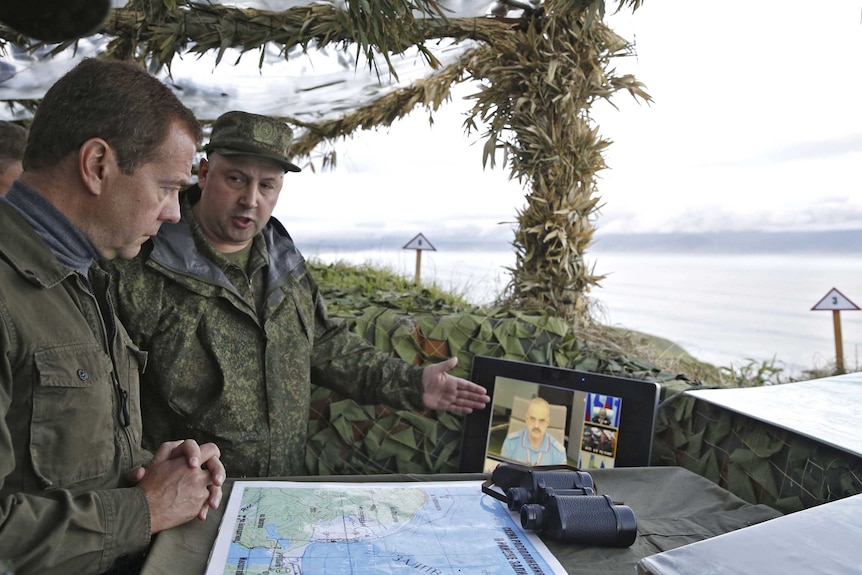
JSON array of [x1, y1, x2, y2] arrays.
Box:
[[459, 356, 661, 473]]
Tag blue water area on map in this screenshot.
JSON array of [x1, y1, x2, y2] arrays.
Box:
[[224, 487, 559, 574], [293, 493, 555, 574], [265, 524, 285, 540], [228, 542, 276, 572]]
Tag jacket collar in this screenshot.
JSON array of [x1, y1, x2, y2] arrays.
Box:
[[0, 198, 78, 289], [149, 188, 304, 286], [3, 181, 97, 276]]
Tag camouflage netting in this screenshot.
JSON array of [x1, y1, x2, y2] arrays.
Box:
[[305, 304, 694, 476], [303, 262, 862, 512], [653, 394, 862, 513], [304, 301, 862, 514]]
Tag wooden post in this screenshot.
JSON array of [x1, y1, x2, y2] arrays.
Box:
[[811, 288, 859, 376], [833, 310, 845, 374], [402, 233, 436, 286]]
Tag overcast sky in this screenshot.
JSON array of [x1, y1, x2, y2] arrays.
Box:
[[278, 0, 862, 243]]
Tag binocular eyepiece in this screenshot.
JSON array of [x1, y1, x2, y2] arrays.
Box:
[[491, 465, 637, 548], [506, 469, 595, 510]]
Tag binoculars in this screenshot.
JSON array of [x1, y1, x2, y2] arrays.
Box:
[[490, 464, 637, 547], [506, 468, 595, 510]]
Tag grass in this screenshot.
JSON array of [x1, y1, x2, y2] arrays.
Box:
[[308, 258, 473, 315]]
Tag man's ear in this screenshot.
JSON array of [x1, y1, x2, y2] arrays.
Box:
[[196, 157, 209, 188], [79, 138, 112, 196]]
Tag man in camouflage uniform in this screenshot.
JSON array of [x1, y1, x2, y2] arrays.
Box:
[[110, 111, 489, 478]]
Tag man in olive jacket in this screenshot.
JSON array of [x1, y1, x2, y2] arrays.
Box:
[[110, 111, 489, 478], [0, 58, 225, 575]]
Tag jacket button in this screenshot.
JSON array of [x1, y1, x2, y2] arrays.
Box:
[[77, 369, 89, 381]]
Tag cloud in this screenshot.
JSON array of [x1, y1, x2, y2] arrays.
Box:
[[701, 135, 862, 168], [277, 0, 862, 240]]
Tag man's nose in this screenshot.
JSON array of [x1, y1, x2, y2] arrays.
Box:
[[162, 195, 181, 224], [239, 184, 259, 207]]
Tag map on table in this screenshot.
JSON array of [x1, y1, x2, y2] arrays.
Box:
[[205, 480, 566, 575]]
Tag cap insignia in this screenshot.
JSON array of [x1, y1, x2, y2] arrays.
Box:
[[252, 121, 278, 145]]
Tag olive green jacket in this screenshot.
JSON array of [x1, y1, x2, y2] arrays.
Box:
[[0, 200, 152, 574], [109, 190, 424, 478]]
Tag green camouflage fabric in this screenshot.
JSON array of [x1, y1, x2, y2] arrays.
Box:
[[0, 197, 151, 574], [305, 305, 693, 476], [108, 188, 424, 478], [653, 393, 862, 513], [306, 386, 464, 475]]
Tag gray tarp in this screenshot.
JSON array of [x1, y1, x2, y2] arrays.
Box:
[[637, 492, 862, 575]]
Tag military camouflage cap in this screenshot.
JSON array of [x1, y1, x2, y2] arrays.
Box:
[[205, 111, 301, 173]]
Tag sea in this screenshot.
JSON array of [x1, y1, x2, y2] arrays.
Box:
[[300, 231, 862, 379]]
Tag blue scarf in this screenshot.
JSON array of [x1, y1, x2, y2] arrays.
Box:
[[1, 180, 97, 276]]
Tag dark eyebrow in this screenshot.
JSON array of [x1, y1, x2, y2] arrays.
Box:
[[223, 166, 282, 183], [162, 177, 191, 189]]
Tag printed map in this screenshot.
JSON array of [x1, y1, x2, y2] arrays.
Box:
[[205, 480, 566, 575]]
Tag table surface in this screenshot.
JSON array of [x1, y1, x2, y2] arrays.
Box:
[[142, 466, 782, 575], [637, 491, 862, 575]]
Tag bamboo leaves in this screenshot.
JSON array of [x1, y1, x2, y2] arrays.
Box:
[[456, 2, 648, 324]]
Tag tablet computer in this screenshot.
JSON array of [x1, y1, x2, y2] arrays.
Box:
[[459, 356, 661, 473]]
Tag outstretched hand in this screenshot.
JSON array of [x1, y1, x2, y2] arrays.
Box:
[[422, 357, 490, 414]]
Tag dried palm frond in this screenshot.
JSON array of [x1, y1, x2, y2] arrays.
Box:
[[104, 0, 453, 78], [290, 48, 476, 158]]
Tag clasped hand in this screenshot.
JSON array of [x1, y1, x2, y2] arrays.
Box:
[[129, 439, 225, 534]]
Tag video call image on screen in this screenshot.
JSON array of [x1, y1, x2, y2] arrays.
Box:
[[483, 376, 623, 473]]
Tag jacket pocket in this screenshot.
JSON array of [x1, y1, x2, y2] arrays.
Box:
[[31, 342, 116, 488]]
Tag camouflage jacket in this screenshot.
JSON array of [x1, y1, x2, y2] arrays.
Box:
[[109, 190, 425, 478], [0, 197, 151, 574]]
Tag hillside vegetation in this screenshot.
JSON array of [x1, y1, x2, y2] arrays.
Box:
[[309, 259, 842, 388]]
